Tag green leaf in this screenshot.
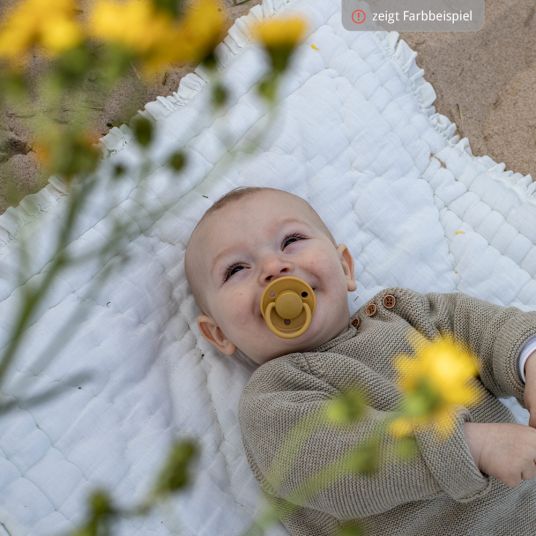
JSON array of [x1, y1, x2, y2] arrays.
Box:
[[266, 46, 293, 73], [70, 525, 97, 536], [325, 388, 365, 425], [347, 437, 380, 475], [52, 132, 100, 180], [201, 51, 218, 71], [257, 76, 278, 103], [338, 522, 364, 536], [131, 116, 154, 148], [0, 71, 27, 102], [395, 436, 418, 460], [152, 439, 199, 497], [89, 489, 115, 517], [54, 44, 92, 87], [112, 163, 126, 179], [211, 82, 228, 108], [167, 150, 186, 172]]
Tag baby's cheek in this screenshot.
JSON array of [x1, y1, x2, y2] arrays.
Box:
[[229, 303, 264, 353], [228, 292, 254, 324], [310, 251, 343, 279], [233, 308, 252, 326], [303, 251, 327, 273]]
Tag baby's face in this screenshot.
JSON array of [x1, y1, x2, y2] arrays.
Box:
[[188, 190, 356, 365]]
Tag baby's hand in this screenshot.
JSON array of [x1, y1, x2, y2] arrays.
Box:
[[464, 422, 536, 488]]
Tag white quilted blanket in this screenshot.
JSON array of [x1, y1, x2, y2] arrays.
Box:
[[1, 0, 536, 534]]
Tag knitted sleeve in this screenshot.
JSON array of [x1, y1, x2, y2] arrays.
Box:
[[239, 354, 490, 521], [422, 291, 536, 403]]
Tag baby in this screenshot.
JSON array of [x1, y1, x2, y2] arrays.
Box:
[[185, 186, 536, 536]]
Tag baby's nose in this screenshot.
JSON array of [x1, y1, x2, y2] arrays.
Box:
[[260, 255, 293, 283]]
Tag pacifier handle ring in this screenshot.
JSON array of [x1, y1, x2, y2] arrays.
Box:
[[265, 302, 312, 339]]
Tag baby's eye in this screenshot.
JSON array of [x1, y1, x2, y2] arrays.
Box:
[[282, 233, 306, 249], [223, 262, 244, 282]]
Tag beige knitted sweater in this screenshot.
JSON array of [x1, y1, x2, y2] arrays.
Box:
[[239, 287, 536, 535]]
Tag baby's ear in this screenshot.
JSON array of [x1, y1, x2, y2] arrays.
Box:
[[197, 315, 236, 355], [336, 244, 357, 291]]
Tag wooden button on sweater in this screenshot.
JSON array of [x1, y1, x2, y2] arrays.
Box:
[[383, 294, 396, 309], [351, 317, 360, 328], [365, 303, 377, 316]]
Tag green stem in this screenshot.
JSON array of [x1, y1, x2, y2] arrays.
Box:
[[0, 173, 94, 389], [242, 416, 403, 534]]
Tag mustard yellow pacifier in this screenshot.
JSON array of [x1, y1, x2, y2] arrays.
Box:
[[260, 276, 316, 339]]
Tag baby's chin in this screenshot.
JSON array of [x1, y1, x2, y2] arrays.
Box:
[[294, 305, 346, 346], [244, 335, 315, 365], [257, 316, 345, 362]]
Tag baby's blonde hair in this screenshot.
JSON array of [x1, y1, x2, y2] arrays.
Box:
[[196, 186, 336, 243]]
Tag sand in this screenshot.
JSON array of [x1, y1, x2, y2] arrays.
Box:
[[0, 0, 535, 214]]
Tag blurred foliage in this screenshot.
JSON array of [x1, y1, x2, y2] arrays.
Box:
[[0, 3, 482, 535], [246, 333, 481, 536], [0, 0, 310, 533], [70, 439, 199, 536]]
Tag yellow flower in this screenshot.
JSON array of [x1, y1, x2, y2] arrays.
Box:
[[0, 0, 82, 63], [390, 333, 481, 438], [252, 15, 308, 49], [251, 14, 307, 80], [150, 0, 227, 71], [390, 409, 457, 439], [41, 16, 82, 55], [87, 0, 227, 76], [88, 0, 174, 54]]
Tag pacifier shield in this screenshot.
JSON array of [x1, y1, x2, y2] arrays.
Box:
[[275, 291, 303, 319], [260, 276, 316, 338]]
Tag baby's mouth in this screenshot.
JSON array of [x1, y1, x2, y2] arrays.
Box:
[[258, 281, 318, 338]]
